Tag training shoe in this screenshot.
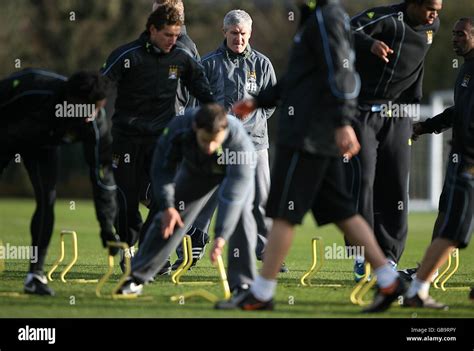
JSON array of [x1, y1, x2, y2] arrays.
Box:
[[215, 289, 274, 311], [363, 277, 407, 313], [172, 228, 210, 270], [398, 267, 418, 283], [190, 228, 210, 260], [24, 273, 55, 296], [115, 277, 143, 296], [214, 284, 250, 310], [354, 260, 366, 282], [157, 261, 172, 276], [256, 256, 289, 274], [403, 293, 448, 310], [279, 262, 289, 273], [171, 258, 185, 271]]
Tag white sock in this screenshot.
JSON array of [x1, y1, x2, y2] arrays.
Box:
[[355, 255, 365, 264], [407, 278, 430, 299], [374, 263, 398, 288], [250, 275, 276, 302]]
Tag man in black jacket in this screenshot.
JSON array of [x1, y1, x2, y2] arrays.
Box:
[[101, 5, 214, 269], [404, 18, 474, 309], [348, 0, 443, 280], [226, 0, 406, 313], [0, 69, 120, 296]]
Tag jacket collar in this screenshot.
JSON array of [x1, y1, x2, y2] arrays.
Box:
[[219, 40, 252, 60]]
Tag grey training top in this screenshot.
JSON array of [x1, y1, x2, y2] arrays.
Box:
[[202, 42, 277, 150], [152, 109, 256, 240]]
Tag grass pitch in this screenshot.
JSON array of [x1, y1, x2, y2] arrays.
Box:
[[0, 198, 473, 318]]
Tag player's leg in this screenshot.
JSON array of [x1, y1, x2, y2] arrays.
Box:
[[253, 149, 272, 259], [404, 155, 474, 309], [23, 146, 59, 296], [137, 140, 157, 244], [346, 108, 379, 280], [171, 192, 216, 270], [348, 109, 379, 229], [373, 116, 411, 264], [313, 157, 405, 312], [112, 133, 143, 247], [139, 141, 212, 273], [230, 147, 327, 310], [225, 180, 257, 292], [80, 117, 119, 251], [338, 215, 408, 312], [116, 168, 220, 293]]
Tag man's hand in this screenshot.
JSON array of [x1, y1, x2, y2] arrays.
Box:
[[371, 40, 394, 63], [210, 237, 226, 264], [100, 230, 121, 256], [232, 99, 257, 120], [161, 207, 184, 239], [412, 122, 427, 141], [335, 125, 361, 159]]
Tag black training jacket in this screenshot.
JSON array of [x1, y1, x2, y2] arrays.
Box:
[[422, 58, 474, 164], [256, 0, 359, 156], [0, 68, 117, 235], [351, 2, 439, 103], [101, 31, 214, 137]]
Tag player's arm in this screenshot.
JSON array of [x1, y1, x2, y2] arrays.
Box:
[[412, 106, 455, 141], [311, 7, 361, 157], [201, 56, 224, 106], [81, 110, 120, 255], [312, 7, 359, 127], [259, 59, 278, 119], [99, 46, 130, 105], [182, 56, 215, 104], [351, 8, 394, 63], [232, 77, 284, 119]]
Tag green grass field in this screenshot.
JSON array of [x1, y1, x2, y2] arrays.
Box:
[[0, 198, 473, 318]]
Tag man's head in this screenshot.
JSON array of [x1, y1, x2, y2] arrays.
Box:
[[223, 10, 252, 54], [193, 104, 229, 155], [146, 5, 183, 53], [405, 0, 442, 26], [453, 18, 474, 58], [65, 71, 108, 119], [152, 0, 184, 21]]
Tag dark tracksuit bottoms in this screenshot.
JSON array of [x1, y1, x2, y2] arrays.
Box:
[[347, 3, 439, 262], [348, 106, 411, 262], [0, 115, 115, 273]]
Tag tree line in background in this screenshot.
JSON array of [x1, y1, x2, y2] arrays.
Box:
[[1, 0, 472, 196]]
